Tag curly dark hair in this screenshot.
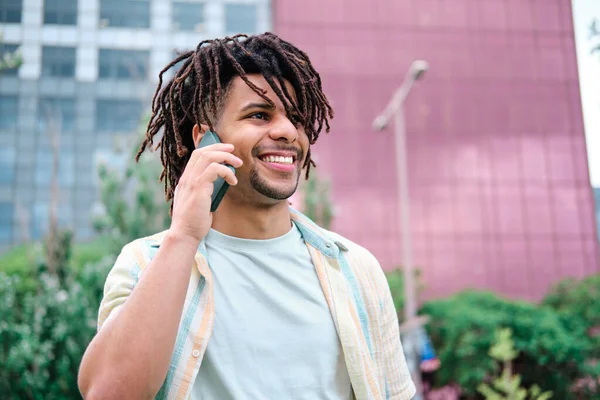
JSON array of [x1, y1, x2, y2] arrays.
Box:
[[136, 32, 334, 207]]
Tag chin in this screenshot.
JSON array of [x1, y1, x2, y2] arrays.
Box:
[[249, 169, 300, 201], [258, 186, 297, 201], [253, 181, 298, 201]]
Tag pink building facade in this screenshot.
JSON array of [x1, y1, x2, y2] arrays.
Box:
[[275, 0, 600, 300]]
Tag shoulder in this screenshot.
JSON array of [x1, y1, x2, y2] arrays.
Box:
[[115, 230, 169, 269], [323, 229, 379, 264], [320, 228, 390, 290]]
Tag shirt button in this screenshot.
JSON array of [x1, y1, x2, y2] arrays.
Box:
[[325, 243, 332, 248], [192, 349, 200, 358]]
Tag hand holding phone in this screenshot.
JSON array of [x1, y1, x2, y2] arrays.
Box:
[[196, 130, 236, 212], [169, 130, 241, 245]]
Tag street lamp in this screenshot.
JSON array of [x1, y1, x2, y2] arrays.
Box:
[[372, 59, 428, 397]]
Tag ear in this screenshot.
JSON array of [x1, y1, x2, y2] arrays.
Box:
[[192, 124, 211, 147]]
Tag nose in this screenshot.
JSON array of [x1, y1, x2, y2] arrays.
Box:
[[268, 114, 298, 143]]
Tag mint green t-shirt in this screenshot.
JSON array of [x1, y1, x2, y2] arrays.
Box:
[[192, 223, 352, 400]]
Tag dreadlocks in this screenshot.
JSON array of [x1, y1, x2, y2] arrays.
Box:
[[136, 32, 334, 207]]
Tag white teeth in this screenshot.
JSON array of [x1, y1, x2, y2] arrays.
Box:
[[262, 155, 293, 164]]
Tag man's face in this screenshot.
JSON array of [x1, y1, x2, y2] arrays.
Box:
[[206, 74, 309, 204]]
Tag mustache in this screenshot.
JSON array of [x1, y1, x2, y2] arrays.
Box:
[[252, 146, 304, 160]]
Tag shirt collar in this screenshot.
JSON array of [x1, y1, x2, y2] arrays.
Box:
[[146, 207, 345, 257]]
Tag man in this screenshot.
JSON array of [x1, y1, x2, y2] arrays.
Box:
[[78, 32, 415, 400]]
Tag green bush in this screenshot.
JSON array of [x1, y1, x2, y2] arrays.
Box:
[[542, 274, 600, 357], [478, 328, 553, 400], [0, 257, 112, 399], [0, 235, 112, 277], [0, 113, 157, 399], [421, 290, 596, 399], [385, 268, 424, 322], [301, 171, 334, 230], [385, 269, 406, 318], [69, 236, 114, 273]]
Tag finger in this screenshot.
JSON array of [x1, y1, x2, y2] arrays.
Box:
[[200, 163, 238, 187], [194, 151, 243, 173], [194, 142, 234, 154], [180, 143, 235, 184]]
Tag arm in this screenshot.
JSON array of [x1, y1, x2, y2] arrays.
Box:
[[78, 142, 243, 399], [77, 233, 198, 399]]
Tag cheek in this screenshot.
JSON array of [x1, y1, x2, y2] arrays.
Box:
[[222, 128, 253, 161], [233, 139, 257, 168]]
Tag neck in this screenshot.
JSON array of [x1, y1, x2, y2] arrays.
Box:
[[211, 198, 293, 240]]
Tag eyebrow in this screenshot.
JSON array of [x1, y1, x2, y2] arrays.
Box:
[[239, 102, 275, 113]]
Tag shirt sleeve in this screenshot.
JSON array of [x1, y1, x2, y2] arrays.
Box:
[[97, 242, 143, 331], [372, 259, 417, 400]]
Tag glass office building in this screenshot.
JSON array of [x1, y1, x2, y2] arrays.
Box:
[[0, 0, 271, 249]]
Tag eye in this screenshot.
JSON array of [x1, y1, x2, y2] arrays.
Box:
[[249, 112, 268, 120], [290, 114, 303, 127]]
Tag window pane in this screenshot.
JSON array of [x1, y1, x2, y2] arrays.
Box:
[[36, 99, 77, 189], [32, 202, 77, 237], [95, 99, 143, 133], [98, 49, 149, 80], [60, 152, 75, 187], [31, 202, 48, 239], [41, 46, 76, 77], [0, 147, 16, 184], [0, 0, 22, 23], [44, 0, 77, 25], [99, 0, 150, 28], [172, 2, 204, 32], [0, 96, 18, 130], [0, 43, 20, 76], [0, 202, 13, 241], [34, 150, 52, 187], [35, 147, 75, 188], [38, 97, 76, 134], [225, 3, 257, 34]]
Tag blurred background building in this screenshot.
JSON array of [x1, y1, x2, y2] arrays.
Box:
[[1, 0, 599, 301], [0, 0, 271, 245], [274, 0, 599, 298], [275, 0, 600, 301]]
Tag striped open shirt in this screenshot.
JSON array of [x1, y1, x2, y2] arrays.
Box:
[[97, 207, 416, 400]]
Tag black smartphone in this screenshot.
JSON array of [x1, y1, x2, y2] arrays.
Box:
[[196, 130, 235, 212]]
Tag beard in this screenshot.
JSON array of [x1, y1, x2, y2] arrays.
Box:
[[248, 164, 301, 200], [248, 144, 304, 200]]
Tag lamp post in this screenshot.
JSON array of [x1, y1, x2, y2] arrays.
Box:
[[372, 60, 429, 397]]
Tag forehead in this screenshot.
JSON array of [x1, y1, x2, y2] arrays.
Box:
[[225, 74, 297, 109]]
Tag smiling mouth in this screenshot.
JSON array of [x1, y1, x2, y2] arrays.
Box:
[[258, 155, 295, 165]]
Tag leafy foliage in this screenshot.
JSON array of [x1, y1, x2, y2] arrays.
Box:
[[0, 232, 113, 399], [0, 113, 159, 398], [542, 274, 600, 358], [92, 116, 171, 253], [385, 268, 424, 322], [478, 328, 553, 400], [421, 290, 596, 399], [0, 32, 22, 73], [0, 236, 112, 295], [300, 171, 334, 229]]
